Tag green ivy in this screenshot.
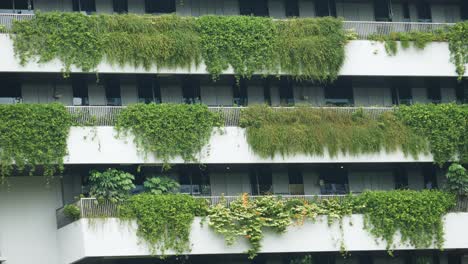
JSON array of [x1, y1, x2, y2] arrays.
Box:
[[445, 163, 468, 196], [115, 103, 221, 168], [396, 104, 468, 166], [352, 190, 455, 252], [0, 103, 72, 180], [447, 21, 468, 80], [240, 105, 427, 159], [119, 193, 206, 255]]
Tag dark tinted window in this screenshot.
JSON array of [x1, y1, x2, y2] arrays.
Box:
[[104, 77, 121, 106], [250, 166, 273, 195], [462, 0, 468, 20], [263, 78, 272, 106], [182, 76, 201, 104], [374, 0, 392, 21], [394, 167, 408, 189], [402, 1, 410, 20], [239, 0, 269, 16], [279, 78, 294, 106], [233, 78, 248, 106], [0, 0, 33, 9], [72, 76, 89, 106], [0, 78, 21, 104], [416, 0, 431, 22], [113, 0, 127, 13], [179, 166, 210, 196], [319, 166, 349, 195], [145, 0, 175, 13], [359, 255, 374, 264], [426, 78, 441, 104], [324, 77, 354, 106], [456, 80, 467, 104], [391, 78, 412, 105], [315, 0, 336, 17], [137, 76, 161, 104], [423, 165, 438, 190], [285, 0, 299, 17], [288, 167, 304, 195]]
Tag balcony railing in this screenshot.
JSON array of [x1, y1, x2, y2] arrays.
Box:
[[0, 13, 454, 38], [56, 195, 468, 229], [66, 106, 393, 127]]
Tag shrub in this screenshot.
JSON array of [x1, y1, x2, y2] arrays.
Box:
[[63, 204, 81, 221], [88, 169, 135, 203], [445, 163, 468, 196], [143, 176, 180, 195]]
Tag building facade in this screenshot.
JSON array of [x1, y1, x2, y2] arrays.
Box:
[[0, 1, 467, 264]]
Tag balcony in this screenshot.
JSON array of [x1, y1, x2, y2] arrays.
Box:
[[56, 196, 468, 264]]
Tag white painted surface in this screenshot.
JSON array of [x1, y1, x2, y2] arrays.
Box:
[[58, 213, 468, 264], [0, 177, 62, 264], [0, 35, 466, 77], [65, 126, 434, 165]]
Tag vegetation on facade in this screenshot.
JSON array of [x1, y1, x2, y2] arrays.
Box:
[[12, 13, 346, 81], [143, 176, 180, 195], [396, 104, 468, 166], [445, 163, 468, 196], [115, 103, 221, 168], [0, 103, 72, 181], [239, 105, 428, 159], [369, 21, 468, 79], [89, 169, 136, 203], [63, 204, 81, 221]]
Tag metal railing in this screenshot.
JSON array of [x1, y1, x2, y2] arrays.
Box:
[[56, 195, 468, 229], [0, 13, 454, 38], [343, 21, 453, 39], [66, 106, 393, 127]]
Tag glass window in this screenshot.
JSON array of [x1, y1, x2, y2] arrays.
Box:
[[416, 0, 431, 22], [0, 0, 33, 10], [113, 0, 127, 13], [288, 167, 304, 195], [72, 0, 96, 12], [423, 165, 438, 190], [239, 0, 269, 16], [359, 255, 374, 264], [402, 1, 410, 21], [462, 0, 468, 20], [315, 0, 336, 17], [250, 166, 273, 195], [137, 76, 161, 104], [263, 78, 272, 106], [72, 76, 89, 106], [391, 78, 412, 105], [393, 167, 408, 190], [182, 76, 201, 104], [233, 78, 248, 106], [319, 166, 349, 195], [374, 0, 392, 21], [284, 0, 299, 17], [324, 77, 353, 106], [455, 80, 467, 104], [104, 77, 121, 106], [279, 78, 294, 106], [145, 0, 175, 14], [0, 78, 21, 104], [179, 166, 210, 196], [426, 78, 441, 104]]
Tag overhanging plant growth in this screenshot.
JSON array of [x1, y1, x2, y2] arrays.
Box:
[[0, 103, 72, 179], [239, 105, 428, 159], [115, 103, 221, 168], [12, 13, 346, 81]]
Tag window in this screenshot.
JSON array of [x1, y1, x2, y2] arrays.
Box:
[[314, 254, 335, 264], [72, 76, 89, 106], [0, 0, 33, 11], [72, 0, 96, 12], [374, 0, 392, 21], [145, 0, 175, 14], [250, 166, 273, 195], [391, 78, 412, 105], [284, 0, 299, 17], [113, 0, 127, 13], [455, 80, 467, 104], [104, 77, 121, 106], [448, 254, 461, 264], [263, 78, 272, 106], [279, 78, 294, 106], [393, 167, 408, 190], [0, 78, 21, 104], [288, 167, 304, 195], [416, 0, 431, 22], [179, 166, 211, 196], [324, 77, 353, 106], [319, 166, 349, 195], [137, 76, 161, 104], [426, 78, 441, 104], [462, 0, 468, 20], [315, 0, 336, 17], [402, 1, 411, 21], [233, 78, 248, 106], [182, 76, 201, 104], [423, 165, 438, 190], [239, 0, 269, 16], [359, 255, 374, 264]]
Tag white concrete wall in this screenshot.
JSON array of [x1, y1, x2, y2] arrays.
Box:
[[0, 177, 63, 264], [57, 213, 468, 264], [0, 36, 466, 78], [65, 126, 435, 165]]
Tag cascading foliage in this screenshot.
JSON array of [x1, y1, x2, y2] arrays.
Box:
[[115, 103, 221, 168], [12, 13, 347, 81], [239, 105, 428, 159], [0, 103, 72, 179]]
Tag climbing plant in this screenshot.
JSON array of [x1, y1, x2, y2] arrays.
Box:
[[0, 103, 72, 180], [447, 21, 468, 80], [115, 103, 221, 168], [119, 193, 206, 255], [239, 105, 427, 159], [277, 17, 347, 82], [352, 190, 455, 252], [396, 103, 468, 166]]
